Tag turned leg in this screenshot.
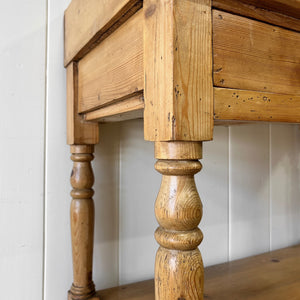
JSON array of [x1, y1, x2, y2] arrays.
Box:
[[68, 145, 99, 300], [154, 142, 204, 300]]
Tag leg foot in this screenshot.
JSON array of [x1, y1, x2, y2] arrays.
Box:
[[68, 290, 101, 300]]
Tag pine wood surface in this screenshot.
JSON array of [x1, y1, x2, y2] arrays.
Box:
[[213, 0, 300, 31], [95, 245, 300, 299], [84, 93, 144, 122], [213, 10, 300, 96], [92, 109, 144, 123], [214, 88, 300, 122], [64, 2, 300, 300], [155, 141, 203, 160], [71, 6, 300, 125], [64, 0, 299, 66], [64, 0, 142, 66], [236, 0, 300, 19], [68, 145, 98, 300], [66, 63, 99, 145], [78, 10, 143, 114], [204, 244, 300, 299], [154, 142, 204, 299], [144, 0, 214, 142]]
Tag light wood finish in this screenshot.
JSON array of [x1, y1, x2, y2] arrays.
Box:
[[144, 0, 213, 142], [155, 141, 203, 160], [67, 63, 99, 145], [68, 145, 99, 300], [214, 88, 300, 122], [94, 245, 300, 299], [204, 244, 300, 299], [154, 142, 204, 299], [64, 0, 142, 66], [213, 0, 300, 31], [64, 1, 300, 299], [85, 93, 144, 121], [78, 10, 143, 114], [213, 10, 300, 95], [95, 110, 144, 123], [97, 280, 154, 300], [237, 0, 300, 19]]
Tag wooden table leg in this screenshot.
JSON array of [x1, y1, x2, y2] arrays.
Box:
[[68, 145, 100, 300], [154, 142, 204, 300]]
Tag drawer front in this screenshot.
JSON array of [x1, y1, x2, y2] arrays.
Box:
[[213, 9, 300, 95]]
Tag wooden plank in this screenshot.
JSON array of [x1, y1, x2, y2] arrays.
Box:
[[67, 62, 99, 145], [144, 0, 214, 142], [205, 245, 300, 299], [94, 245, 300, 299], [78, 10, 143, 114], [213, 0, 300, 32], [213, 10, 300, 95], [97, 280, 154, 300], [96, 110, 144, 123], [84, 93, 144, 121], [214, 88, 300, 122], [214, 120, 252, 125], [237, 0, 300, 19], [64, 0, 142, 66]]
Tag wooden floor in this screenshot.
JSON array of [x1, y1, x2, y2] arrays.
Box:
[[96, 245, 300, 299]]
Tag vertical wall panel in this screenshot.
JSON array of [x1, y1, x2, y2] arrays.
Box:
[[44, 0, 73, 299], [230, 124, 270, 260], [0, 0, 46, 299], [198, 126, 229, 266], [93, 124, 120, 289], [270, 124, 300, 250], [119, 120, 159, 284]]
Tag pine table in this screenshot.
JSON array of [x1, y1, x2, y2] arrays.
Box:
[[64, 1, 300, 299]]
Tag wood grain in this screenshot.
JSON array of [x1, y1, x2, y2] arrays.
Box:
[[205, 244, 300, 299], [154, 142, 204, 299], [214, 88, 300, 122], [64, 0, 142, 66], [78, 10, 143, 114], [237, 0, 300, 19], [144, 0, 214, 142], [155, 141, 202, 160], [67, 63, 99, 145], [84, 93, 144, 121], [213, 0, 300, 31], [213, 10, 300, 95], [94, 245, 300, 299], [97, 280, 154, 300], [68, 145, 99, 300], [95, 110, 144, 123]]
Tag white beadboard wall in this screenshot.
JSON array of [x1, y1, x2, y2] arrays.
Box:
[[0, 0, 300, 299], [0, 0, 46, 299]]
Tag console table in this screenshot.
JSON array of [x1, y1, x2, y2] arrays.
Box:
[[64, 1, 300, 299]]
